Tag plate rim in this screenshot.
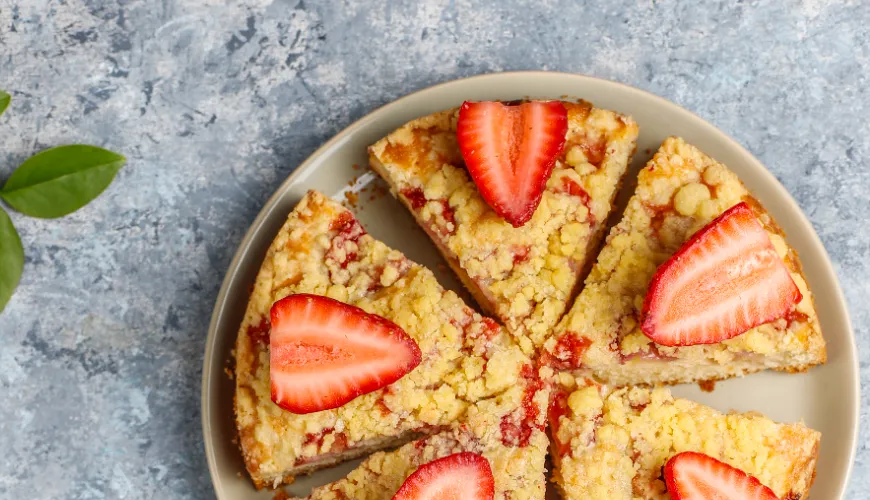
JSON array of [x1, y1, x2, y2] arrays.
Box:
[[201, 70, 859, 499]]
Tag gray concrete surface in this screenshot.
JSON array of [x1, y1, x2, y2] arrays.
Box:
[[0, 0, 867, 498]]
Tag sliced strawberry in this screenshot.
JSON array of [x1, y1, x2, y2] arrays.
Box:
[[456, 100, 568, 227], [641, 202, 801, 346], [269, 294, 421, 414], [664, 451, 779, 500], [392, 452, 495, 500]]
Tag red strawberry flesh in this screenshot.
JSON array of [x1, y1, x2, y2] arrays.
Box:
[[664, 451, 779, 500], [641, 202, 801, 346], [456, 100, 568, 227], [392, 452, 495, 500], [269, 294, 422, 414]]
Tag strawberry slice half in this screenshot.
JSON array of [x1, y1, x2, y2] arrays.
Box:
[[641, 202, 801, 346], [664, 451, 779, 500], [456, 100, 568, 227], [269, 294, 422, 414], [392, 452, 495, 500]]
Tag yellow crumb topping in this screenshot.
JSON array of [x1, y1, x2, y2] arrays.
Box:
[[550, 380, 820, 500], [306, 372, 551, 500], [369, 101, 639, 352], [544, 137, 826, 386], [234, 191, 532, 488]]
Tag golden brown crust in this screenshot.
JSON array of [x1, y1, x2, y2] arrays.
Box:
[[743, 197, 827, 367], [369, 101, 639, 354], [787, 430, 821, 499], [304, 369, 552, 500], [544, 137, 827, 386], [234, 190, 535, 488], [549, 377, 821, 499]]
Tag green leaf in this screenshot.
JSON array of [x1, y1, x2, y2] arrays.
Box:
[[0, 145, 126, 218], [0, 207, 24, 314], [0, 90, 9, 117]]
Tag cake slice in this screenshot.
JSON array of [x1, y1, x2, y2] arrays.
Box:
[[549, 376, 820, 500], [300, 367, 552, 499], [369, 101, 638, 353], [542, 137, 826, 385], [235, 190, 533, 488]]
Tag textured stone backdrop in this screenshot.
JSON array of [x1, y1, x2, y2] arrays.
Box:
[[0, 0, 867, 498]]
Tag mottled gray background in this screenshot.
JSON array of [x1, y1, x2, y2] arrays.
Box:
[[0, 0, 866, 498]]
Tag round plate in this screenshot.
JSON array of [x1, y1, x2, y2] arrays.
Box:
[[202, 72, 858, 499]]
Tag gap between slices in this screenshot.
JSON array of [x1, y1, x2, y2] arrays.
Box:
[[456, 100, 568, 227], [392, 452, 495, 500], [269, 294, 422, 414], [664, 451, 779, 500], [642, 202, 802, 347]]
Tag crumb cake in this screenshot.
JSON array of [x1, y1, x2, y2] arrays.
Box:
[[369, 101, 639, 353], [300, 367, 552, 499], [235, 190, 534, 488], [543, 137, 826, 385], [549, 376, 820, 500]]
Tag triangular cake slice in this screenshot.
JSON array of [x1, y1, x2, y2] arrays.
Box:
[[235, 190, 534, 488], [301, 368, 552, 499], [369, 101, 638, 353], [549, 376, 820, 500], [542, 137, 826, 385]]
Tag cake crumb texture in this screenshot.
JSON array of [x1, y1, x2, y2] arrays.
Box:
[[544, 136, 826, 386], [369, 101, 639, 353], [549, 379, 820, 500], [234, 190, 533, 488], [301, 367, 551, 500]]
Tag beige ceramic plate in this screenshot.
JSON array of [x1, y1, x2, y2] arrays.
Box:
[[202, 72, 858, 499]]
